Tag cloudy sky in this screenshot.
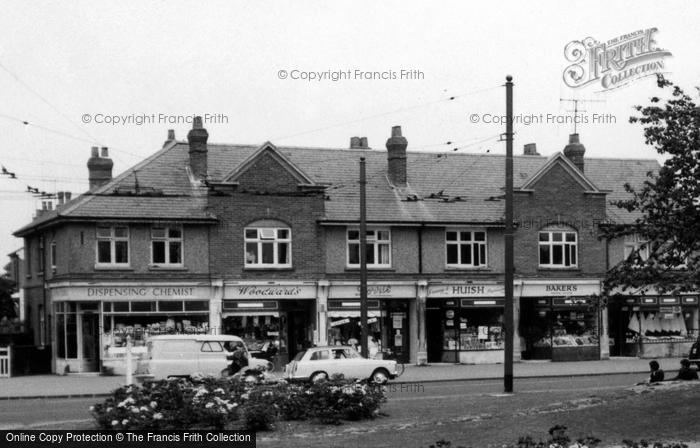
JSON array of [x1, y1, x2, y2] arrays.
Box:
[[0, 0, 698, 259]]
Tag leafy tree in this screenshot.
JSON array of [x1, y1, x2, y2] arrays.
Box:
[[0, 276, 17, 320], [603, 75, 700, 294]]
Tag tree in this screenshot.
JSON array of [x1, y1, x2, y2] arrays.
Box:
[[0, 277, 17, 320], [603, 75, 700, 294]]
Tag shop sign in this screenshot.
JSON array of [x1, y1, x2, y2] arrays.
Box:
[[222, 300, 278, 311], [478, 326, 489, 340], [329, 284, 415, 299], [428, 284, 504, 298], [521, 282, 600, 297], [683, 296, 698, 304], [52, 285, 209, 301], [460, 299, 504, 307], [640, 297, 658, 305], [552, 297, 594, 306], [327, 299, 380, 310], [226, 284, 316, 299], [330, 318, 350, 327], [659, 297, 680, 305], [445, 310, 455, 319]]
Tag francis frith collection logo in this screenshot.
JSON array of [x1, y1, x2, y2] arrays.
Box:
[[563, 27, 672, 91]]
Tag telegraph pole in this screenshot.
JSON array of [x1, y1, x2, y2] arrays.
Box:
[[360, 157, 369, 358], [504, 75, 514, 393]]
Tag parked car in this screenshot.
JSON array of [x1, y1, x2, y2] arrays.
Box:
[[135, 334, 271, 381], [284, 345, 400, 384]]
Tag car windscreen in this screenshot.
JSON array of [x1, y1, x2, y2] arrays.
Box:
[[293, 350, 306, 361]]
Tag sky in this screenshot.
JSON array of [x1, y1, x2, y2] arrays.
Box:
[[0, 0, 698, 260]]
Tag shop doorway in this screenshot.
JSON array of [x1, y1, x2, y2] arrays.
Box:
[[81, 312, 100, 372], [282, 300, 315, 361], [382, 300, 410, 363], [426, 307, 443, 363]]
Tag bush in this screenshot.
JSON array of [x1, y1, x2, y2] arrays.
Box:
[[91, 375, 386, 431]]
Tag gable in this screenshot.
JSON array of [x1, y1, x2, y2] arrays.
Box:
[[223, 143, 317, 193], [519, 153, 600, 193], [528, 162, 590, 194]]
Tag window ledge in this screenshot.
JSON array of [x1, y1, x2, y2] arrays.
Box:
[[445, 266, 491, 271], [94, 265, 133, 271], [537, 267, 581, 272], [243, 266, 294, 271], [345, 267, 395, 272], [148, 265, 187, 271]]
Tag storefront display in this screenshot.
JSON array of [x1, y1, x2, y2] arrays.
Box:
[[609, 295, 699, 358], [223, 314, 283, 355], [522, 297, 600, 361]]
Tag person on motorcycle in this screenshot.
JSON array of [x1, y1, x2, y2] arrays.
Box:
[[224, 342, 249, 375]]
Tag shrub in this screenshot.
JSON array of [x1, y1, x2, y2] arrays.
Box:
[[91, 375, 386, 431]]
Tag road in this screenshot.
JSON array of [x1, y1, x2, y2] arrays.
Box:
[[0, 373, 644, 430]]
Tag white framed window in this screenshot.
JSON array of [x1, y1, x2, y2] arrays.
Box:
[[446, 230, 487, 268], [50, 241, 57, 271], [347, 228, 391, 268], [539, 227, 577, 268], [623, 233, 649, 261], [96, 226, 129, 266], [38, 237, 45, 274], [244, 227, 291, 268], [151, 227, 183, 266]]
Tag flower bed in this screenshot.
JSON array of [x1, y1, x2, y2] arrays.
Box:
[[91, 375, 386, 431]]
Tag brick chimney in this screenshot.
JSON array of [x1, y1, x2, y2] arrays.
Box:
[[563, 133, 586, 172], [350, 136, 370, 149], [87, 146, 114, 190], [523, 143, 539, 156], [386, 126, 408, 187], [187, 116, 208, 180], [163, 129, 176, 148]]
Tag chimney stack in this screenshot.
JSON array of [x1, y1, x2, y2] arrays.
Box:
[[65, 192, 72, 201], [57, 191, 65, 205], [87, 146, 114, 190], [563, 133, 586, 172], [164, 129, 176, 147], [187, 116, 209, 180], [350, 136, 370, 149], [386, 126, 408, 187], [523, 143, 539, 156]]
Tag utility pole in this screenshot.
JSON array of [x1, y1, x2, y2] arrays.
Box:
[[504, 75, 514, 393], [359, 157, 369, 358]]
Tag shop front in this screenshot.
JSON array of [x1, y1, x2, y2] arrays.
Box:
[[519, 280, 602, 362], [222, 282, 317, 369], [327, 283, 414, 363], [608, 294, 699, 359], [49, 283, 214, 374], [426, 283, 505, 364]]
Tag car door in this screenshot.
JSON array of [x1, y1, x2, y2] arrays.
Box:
[[340, 347, 369, 378], [307, 349, 331, 377], [198, 341, 227, 375]]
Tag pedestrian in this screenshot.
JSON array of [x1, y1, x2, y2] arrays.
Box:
[[672, 359, 699, 381]]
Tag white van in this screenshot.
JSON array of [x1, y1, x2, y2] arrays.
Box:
[[135, 334, 271, 381]]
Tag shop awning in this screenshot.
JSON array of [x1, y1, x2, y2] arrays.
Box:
[[328, 310, 382, 318]]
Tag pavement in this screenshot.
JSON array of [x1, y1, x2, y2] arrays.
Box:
[[0, 357, 686, 399]]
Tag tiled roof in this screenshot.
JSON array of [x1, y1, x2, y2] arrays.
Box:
[[14, 138, 660, 236]]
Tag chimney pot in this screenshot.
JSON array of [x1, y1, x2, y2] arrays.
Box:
[[193, 116, 203, 129], [57, 191, 65, 205], [100, 147, 109, 158], [391, 126, 403, 138], [360, 137, 368, 149], [65, 192, 72, 201], [91, 146, 99, 158], [523, 143, 539, 156], [168, 129, 175, 140], [350, 137, 361, 149]]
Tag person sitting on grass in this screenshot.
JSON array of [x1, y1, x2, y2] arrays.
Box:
[[637, 360, 664, 385], [672, 359, 699, 381]]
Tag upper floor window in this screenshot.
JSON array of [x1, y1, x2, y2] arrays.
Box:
[[244, 227, 291, 268], [539, 226, 577, 268], [623, 233, 649, 262], [50, 241, 57, 271], [151, 227, 183, 266], [446, 230, 487, 268], [38, 237, 45, 274], [347, 229, 391, 268], [96, 226, 129, 266]]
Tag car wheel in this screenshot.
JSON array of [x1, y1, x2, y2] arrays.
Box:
[[310, 371, 328, 383], [370, 368, 390, 384]]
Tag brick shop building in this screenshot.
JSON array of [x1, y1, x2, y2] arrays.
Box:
[[14, 118, 696, 373]]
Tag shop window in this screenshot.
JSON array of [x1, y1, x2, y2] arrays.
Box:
[[539, 226, 577, 268], [623, 233, 649, 261], [151, 227, 183, 266], [223, 315, 283, 354], [445, 230, 487, 268], [185, 301, 209, 312], [96, 226, 129, 266], [347, 228, 391, 268], [158, 301, 184, 312], [244, 227, 291, 268]]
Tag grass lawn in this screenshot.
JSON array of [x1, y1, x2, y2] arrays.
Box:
[[258, 381, 700, 448]]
